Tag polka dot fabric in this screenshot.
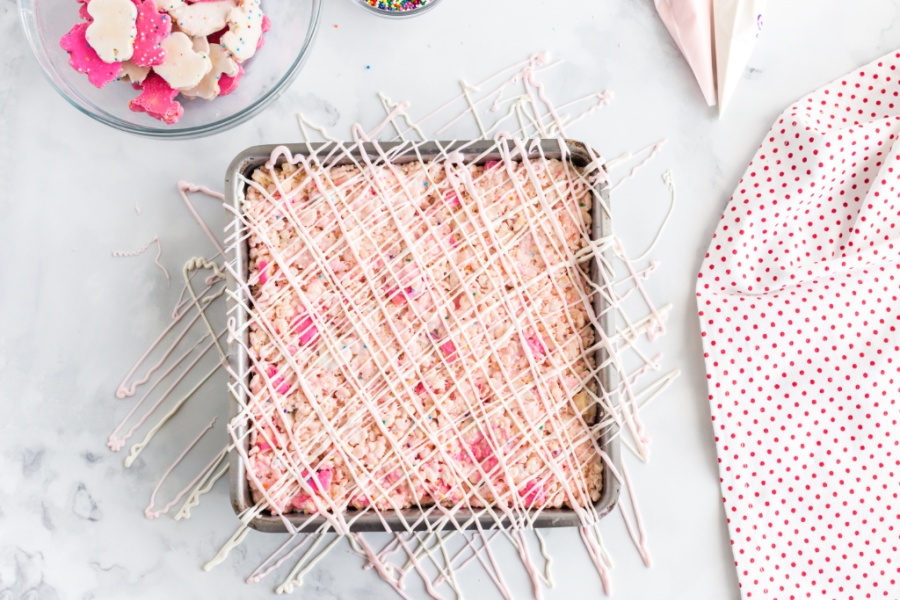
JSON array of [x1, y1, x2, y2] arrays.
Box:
[[697, 51, 900, 599]]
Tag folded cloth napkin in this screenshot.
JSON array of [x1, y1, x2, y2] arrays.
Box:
[[697, 51, 900, 598]]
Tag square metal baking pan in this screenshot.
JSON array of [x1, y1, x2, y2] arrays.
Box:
[[225, 139, 620, 533]]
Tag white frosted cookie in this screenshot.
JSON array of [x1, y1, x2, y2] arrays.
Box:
[[220, 0, 264, 63], [152, 0, 184, 12], [191, 35, 211, 56], [86, 0, 138, 63], [181, 43, 239, 100], [154, 31, 213, 90], [169, 0, 237, 38], [118, 61, 150, 84]]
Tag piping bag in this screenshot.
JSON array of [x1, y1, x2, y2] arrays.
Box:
[[654, 0, 717, 106], [714, 0, 767, 115]]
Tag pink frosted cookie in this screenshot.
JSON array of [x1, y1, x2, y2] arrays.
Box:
[[60, 22, 122, 88], [256, 14, 270, 51], [217, 61, 243, 96], [131, 0, 171, 67], [128, 72, 183, 124], [76, 0, 92, 21]]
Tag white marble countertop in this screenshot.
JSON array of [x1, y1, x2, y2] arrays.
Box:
[[3, 0, 900, 598]]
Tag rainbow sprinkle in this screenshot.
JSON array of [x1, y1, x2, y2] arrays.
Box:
[[365, 0, 430, 12]]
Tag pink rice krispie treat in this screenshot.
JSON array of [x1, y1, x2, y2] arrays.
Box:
[[242, 154, 603, 517]]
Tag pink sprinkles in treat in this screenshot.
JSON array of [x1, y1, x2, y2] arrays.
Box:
[[291, 313, 318, 346]]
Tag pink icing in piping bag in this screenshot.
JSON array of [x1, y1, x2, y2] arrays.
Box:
[[654, 0, 717, 106]]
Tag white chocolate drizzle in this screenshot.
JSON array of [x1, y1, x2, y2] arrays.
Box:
[[111, 235, 170, 285], [105, 53, 677, 599]]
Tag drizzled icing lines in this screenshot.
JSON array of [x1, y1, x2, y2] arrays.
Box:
[[108, 53, 677, 598]]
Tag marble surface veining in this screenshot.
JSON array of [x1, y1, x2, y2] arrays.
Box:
[[3, 0, 900, 598]]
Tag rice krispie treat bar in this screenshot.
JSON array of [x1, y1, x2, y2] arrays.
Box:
[[242, 151, 603, 517]]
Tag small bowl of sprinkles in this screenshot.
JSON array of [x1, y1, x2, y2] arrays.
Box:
[[355, 0, 441, 18]]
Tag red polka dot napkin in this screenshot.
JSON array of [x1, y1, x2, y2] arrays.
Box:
[[697, 51, 900, 598]]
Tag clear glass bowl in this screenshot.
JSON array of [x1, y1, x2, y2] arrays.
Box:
[[18, 0, 322, 139]]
